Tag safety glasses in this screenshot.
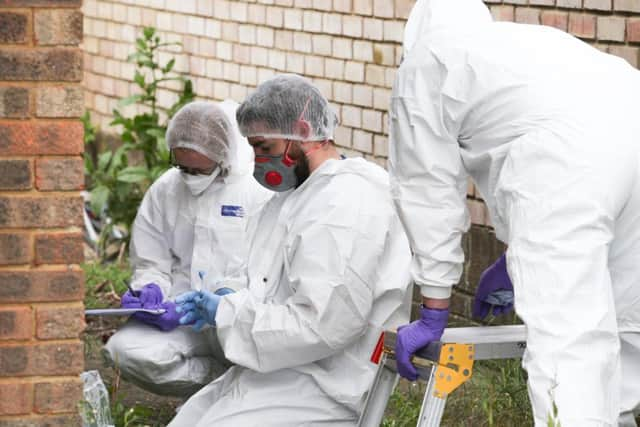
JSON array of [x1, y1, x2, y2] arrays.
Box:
[[170, 150, 218, 176]]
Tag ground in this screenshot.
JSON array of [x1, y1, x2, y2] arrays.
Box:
[[83, 315, 179, 426]]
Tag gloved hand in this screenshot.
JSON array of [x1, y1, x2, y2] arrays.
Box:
[[214, 287, 235, 296], [395, 307, 448, 381], [175, 290, 221, 331], [472, 254, 514, 319], [121, 283, 163, 309], [134, 301, 184, 332]]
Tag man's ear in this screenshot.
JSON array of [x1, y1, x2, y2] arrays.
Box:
[[293, 119, 312, 140]]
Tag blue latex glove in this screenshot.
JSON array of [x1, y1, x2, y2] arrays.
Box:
[[121, 283, 163, 309], [395, 307, 449, 381], [134, 301, 185, 331], [175, 290, 221, 331], [472, 254, 514, 319]]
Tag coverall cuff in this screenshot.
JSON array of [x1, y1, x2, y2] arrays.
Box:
[[419, 284, 453, 299]]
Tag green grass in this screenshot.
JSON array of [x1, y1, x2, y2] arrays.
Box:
[[82, 261, 132, 309], [382, 358, 532, 427]]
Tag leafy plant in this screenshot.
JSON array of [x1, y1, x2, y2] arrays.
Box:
[[84, 26, 195, 251], [383, 358, 532, 426], [82, 261, 132, 309]]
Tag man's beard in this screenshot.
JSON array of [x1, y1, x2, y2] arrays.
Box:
[[294, 154, 310, 187]]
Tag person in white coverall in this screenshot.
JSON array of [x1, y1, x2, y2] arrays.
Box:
[[103, 101, 272, 397], [390, 1, 640, 426], [168, 74, 413, 426]]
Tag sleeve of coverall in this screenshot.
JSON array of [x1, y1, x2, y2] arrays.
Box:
[[129, 187, 174, 299], [389, 63, 470, 299], [215, 184, 377, 373]]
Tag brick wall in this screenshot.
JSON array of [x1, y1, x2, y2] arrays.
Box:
[[0, 1, 86, 425], [81, 0, 639, 321]]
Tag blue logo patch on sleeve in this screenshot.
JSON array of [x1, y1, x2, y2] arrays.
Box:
[[221, 205, 245, 217]]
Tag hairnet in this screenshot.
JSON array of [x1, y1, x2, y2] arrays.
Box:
[[166, 101, 234, 170], [236, 74, 338, 142]]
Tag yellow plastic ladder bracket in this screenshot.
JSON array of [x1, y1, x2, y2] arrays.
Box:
[[432, 343, 475, 399]]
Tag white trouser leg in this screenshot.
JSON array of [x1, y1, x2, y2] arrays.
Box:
[[168, 367, 358, 427], [609, 154, 640, 427], [494, 129, 638, 426], [103, 319, 231, 397]]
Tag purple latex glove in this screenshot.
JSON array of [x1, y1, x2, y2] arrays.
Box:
[[472, 254, 514, 319], [121, 283, 163, 309], [395, 307, 449, 381], [134, 301, 186, 331]]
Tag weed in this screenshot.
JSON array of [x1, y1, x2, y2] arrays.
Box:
[[82, 261, 132, 309]]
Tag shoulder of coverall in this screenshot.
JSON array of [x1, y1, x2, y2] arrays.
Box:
[[306, 158, 394, 213]]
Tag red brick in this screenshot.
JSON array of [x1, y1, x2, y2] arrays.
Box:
[[0, 342, 83, 377], [34, 378, 83, 413], [0, 232, 31, 265], [0, 121, 83, 155], [515, 8, 541, 25], [0, 196, 83, 228], [36, 305, 85, 340], [0, 87, 29, 119], [0, 306, 32, 340], [0, 382, 32, 415], [0, 270, 84, 303], [0, 48, 82, 81], [34, 232, 83, 265], [0, 159, 31, 190], [569, 13, 597, 39], [628, 18, 640, 43], [34, 9, 82, 46], [541, 11, 569, 31], [35, 157, 84, 191], [0, 11, 28, 44]]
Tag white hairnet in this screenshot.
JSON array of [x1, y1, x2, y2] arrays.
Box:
[[403, 0, 492, 56], [236, 74, 338, 142], [166, 101, 234, 170]]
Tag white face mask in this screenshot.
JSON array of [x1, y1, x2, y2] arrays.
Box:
[[180, 167, 220, 196]]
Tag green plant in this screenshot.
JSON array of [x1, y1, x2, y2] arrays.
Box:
[[383, 358, 532, 426], [84, 26, 195, 249], [382, 385, 425, 427], [82, 261, 132, 309]]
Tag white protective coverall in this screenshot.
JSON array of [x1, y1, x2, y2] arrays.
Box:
[[103, 100, 273, 397], [389, 1, 640, 425], [169, 157, 413, 426]]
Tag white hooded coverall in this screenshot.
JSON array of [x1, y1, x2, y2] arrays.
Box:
[[103, 101, 273, 397], [169, 157, 412, 426], [389, 1, 640, 425]]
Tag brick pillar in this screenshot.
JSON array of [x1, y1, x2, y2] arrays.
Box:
[[0, 1, 86, 425]]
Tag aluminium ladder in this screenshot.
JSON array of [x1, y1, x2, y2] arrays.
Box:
[[358, 324, 527, 427]]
